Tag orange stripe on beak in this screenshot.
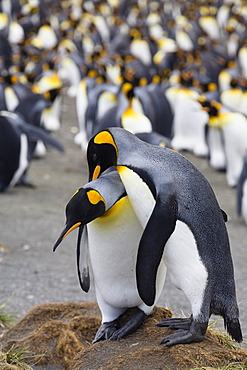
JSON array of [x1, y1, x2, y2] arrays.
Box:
[[62, 222, 81, 239]]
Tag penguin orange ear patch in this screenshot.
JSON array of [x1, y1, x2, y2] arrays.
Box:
[[87, 190, 105, 206], [94, 131, 118, 154]]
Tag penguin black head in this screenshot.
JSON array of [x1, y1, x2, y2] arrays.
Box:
[[53, 187, 106, 251], [87, 130, 118, 182], [207, 100, 222, 117], [198, 97, 221, 117]]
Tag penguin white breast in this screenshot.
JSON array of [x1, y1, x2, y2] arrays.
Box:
[[216, 5, 230, 28], [94, 15, 110, 42], [164, 220, 208, 318], [8, 21, 24, 44], [117, 166, 167, 307], [199, 16, 220, 40], [222, 113, 247, 187], [5, 87, 19, 111], [121, 108, 152, 134], [82, 35, 94, 55], [117, 166, 155, 228], [239, 92, 247, 116], [218, 70, 231, 92], [76, 80, 88, 127], [41, 105, 60, 132], [238, 47, 247, 79], [130, 39, 152, 66], [175, 30, 193, 51], [33, 140, 47, 158], [37, 25, 57, 50], [220, 89, 243, 112], [171, 91, 205, 152], [87, 196, 144, 309], [58, 58, 81, 96], [207, 126, 226, 170], [97, 91, 117, 121], [9, 134, 29, 189], [75, 80, 89, 148]]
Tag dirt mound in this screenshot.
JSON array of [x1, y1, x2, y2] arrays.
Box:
[[1, 302, 246, 369]]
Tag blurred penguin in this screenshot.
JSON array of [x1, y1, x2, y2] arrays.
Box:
[[0, 111, 63, 192], [203, 99, 247, 187], [237, 152, 247, 224]]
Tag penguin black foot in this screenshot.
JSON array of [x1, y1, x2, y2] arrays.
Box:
[[92, 319, 119, 343], [156, 316, 192, 330], [159, 321, 208, 347], [110, 308, 148, 340]]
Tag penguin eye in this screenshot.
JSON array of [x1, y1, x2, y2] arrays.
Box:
[[93, 153, 97, 162]]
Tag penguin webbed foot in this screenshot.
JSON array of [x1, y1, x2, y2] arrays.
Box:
[[156, 316, 192, 330], [159, 320, 208, 347], [109, 308, 148, 341], [92, 319, 119, 343]]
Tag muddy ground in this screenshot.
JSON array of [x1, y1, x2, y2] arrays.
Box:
[[0, 95, 246, 349]]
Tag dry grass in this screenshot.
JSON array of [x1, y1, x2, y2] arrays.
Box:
[[0, 344, 45, 369], [0, 303, 246, 370], [0, 302, 17, 331]]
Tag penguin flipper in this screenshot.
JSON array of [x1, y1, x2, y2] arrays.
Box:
[[20, 123, 64, 153], [5, 113, 64, 153], [76, 225, 90, 293], [136, 193, 177, 307]]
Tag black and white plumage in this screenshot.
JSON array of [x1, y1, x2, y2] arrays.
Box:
[[86, 127, 242, 347], [53, 169, 167, 343]]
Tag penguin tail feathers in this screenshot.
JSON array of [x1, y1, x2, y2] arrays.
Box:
[[224, 317, 243, 343]]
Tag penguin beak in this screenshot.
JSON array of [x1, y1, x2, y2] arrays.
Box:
[[53, 222, 81, 251]]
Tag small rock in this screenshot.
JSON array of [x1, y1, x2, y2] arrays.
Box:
[[23, 244, 30, 251]]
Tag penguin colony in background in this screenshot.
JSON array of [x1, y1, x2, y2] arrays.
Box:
[[0, 0, 65, 191], [54, 128, 242, 346], [1, 0, 247, 223]]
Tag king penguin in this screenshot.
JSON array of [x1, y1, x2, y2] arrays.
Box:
[[53, 169, 167, 342], [203, 99, 247, 187], [86, 127, 242, 347]]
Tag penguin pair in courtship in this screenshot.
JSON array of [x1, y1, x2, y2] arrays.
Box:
[[53, 169, 167, 342], [86, 127, 242, 347]]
